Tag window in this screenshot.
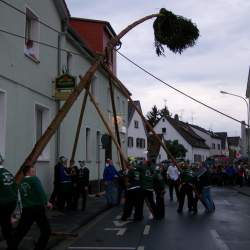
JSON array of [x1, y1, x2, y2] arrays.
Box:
[[218, 144, 220, 150], [25, 8, 40, 61], [136, 138, 140, 148], [128, 137, 133, 148], [140, 139, 146, 148], [35, 104, 50, 160], [212, 143, 215, 149], [86, 128, 90, 161], [134, 120, 139, 128], [162, 128, 166, 134], [0, 90, 6, 157]]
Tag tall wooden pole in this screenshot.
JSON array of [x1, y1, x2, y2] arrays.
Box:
[[16, 13, 161, 181], [70, 80, 92, 164], [108, 78, 125, 169], [87, 89, 128, 164], [102, 64, 176, 163]]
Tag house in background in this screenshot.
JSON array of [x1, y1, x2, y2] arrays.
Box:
[[154, 115, 210, 163], [190, 124, 222, 156], [127, 101, 147, 162], [215, 132, 229, 156], [147, 134, 168, 163], [227, 136, 241, 158]]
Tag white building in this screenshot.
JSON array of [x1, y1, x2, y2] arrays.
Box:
[[154, 116, 210, 163], [190, 124, 222, 156], [127, 101, 147, 161], [0, 0, 128, 193]]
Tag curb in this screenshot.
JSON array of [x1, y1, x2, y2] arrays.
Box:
[[47, 205, 109, 249], [231, 187, 250, 197]]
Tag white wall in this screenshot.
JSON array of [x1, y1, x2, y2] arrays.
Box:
[[154, 117, 209, 163], [127, 107, 147, 160]]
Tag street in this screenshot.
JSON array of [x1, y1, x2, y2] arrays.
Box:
[[52, 187, 250, 250]]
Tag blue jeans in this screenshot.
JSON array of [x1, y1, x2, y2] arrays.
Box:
[[201, 186, 214, 212], [105, 182, 117, 205]]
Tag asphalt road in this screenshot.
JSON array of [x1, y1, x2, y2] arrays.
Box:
[[52, 187, 250, 250]]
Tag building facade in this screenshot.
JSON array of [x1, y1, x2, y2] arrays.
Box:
[[127, 101, 147, 161], [154, 116, 210, 163], [0, 0, 128, 194]]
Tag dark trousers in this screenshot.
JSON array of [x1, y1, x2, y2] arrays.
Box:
[[142, 189, 157, 218], [178, 183, 194, 212], [0, 201, 16, 249], [122, 188, 143, 220], [168, 179, 180, 201], [155, 191, 165, 219], [79, 187, 87, 211], [57, 183, 73, 210], [14, 206, 51, 250]]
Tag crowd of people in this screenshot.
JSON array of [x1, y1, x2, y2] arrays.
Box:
[[1, 151, 249, 249], [209, 164, 250, 187], [0, 154, 90, 250], [103, 158, 216, 222]]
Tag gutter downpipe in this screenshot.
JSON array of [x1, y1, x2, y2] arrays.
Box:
[[56, 22, 66, 161]]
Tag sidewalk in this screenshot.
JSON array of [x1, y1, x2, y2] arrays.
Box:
[[0, 194, 108, 249], [231, 185, 250, 197]]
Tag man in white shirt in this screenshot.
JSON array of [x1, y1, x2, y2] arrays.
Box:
[[167, 162, 180, 201]]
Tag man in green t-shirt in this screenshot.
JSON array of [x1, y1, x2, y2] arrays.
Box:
[[0, 154, 17, 250], [13, 164, 52, 250]]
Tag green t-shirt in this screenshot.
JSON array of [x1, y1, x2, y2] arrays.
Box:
[[138, 165, 155, 190], [0, 166, 18, 205], [19, 176, 47, 208]]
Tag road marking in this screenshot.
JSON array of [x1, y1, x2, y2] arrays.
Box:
[[113, 220, 131, 227], [115, 214, 122, 219], [210, 230, 230, 250], [137, 247, 144, 250], [143, 225, 150, 235], [68, 247, 136, 249], [223, 200, 231, 205], [105, 228, 127, 236]]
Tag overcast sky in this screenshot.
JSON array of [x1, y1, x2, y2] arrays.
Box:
[[65, 0, 250, 136]]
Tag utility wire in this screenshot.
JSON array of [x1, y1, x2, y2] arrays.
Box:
[[0, 11, 247, 128], [0, 0, 61, 33], [116, 49, 249, 127]]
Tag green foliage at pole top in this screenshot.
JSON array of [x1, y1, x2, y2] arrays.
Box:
[[153, 8, 199, 56]]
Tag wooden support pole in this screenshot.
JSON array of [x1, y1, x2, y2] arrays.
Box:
[[86, 86, 128, 165], [16, 13, 160, 182], [102, 64, 176, 163], [108, 78, 125, 170], [15, 59, 101, 182], [70, 80, 92, 164]]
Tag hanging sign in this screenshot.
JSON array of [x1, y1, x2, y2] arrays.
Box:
[[55, 73, 76, 90], [54, 73, 76, 100]]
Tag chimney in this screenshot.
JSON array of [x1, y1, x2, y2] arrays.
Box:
[[174, 114, 179, 121]]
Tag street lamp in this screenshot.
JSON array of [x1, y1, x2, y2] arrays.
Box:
[[220, 90, 249, 159]]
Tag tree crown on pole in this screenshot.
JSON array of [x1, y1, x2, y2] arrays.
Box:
[[153, 8, 199, 56]]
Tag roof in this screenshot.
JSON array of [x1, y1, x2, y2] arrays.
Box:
[[53, 0, 70, 21], [128, 100, 147, 134], [147, 134, 163, 160], [70, 17, 117, 38], [246, 66, 250, 98], [164, 116, 210, 149], [227, 136, 241, 147], [128, 100, 140, 126], [190, 124, 221, 139], [215, 132, 228, 149]]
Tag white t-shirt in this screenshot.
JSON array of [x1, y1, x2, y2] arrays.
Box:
[[167, 165, 180, 181]]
